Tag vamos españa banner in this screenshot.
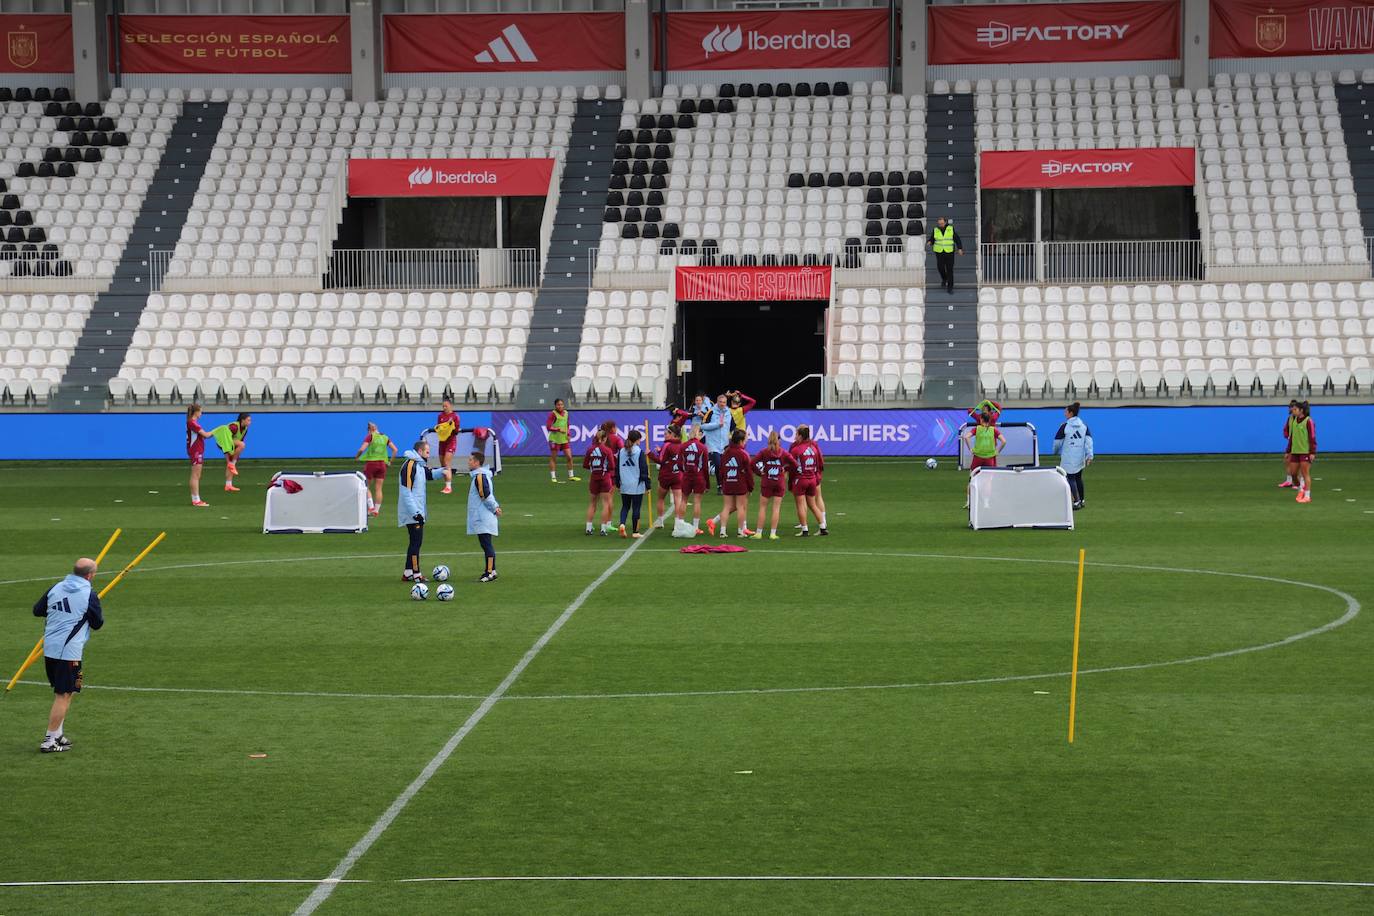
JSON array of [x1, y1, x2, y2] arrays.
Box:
[[384, 12, 625, 73], [664, 9, 889, 71], [117, 16, 349, 73], [676, 266, 832, 301], [981, 147, 1196, 189], [928, 1, 1179, 65], [1, 15, 72, 73], [1212, 0, 1374, 57], [347, 158, 555, 198]]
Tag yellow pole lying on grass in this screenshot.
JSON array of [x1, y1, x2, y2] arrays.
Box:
[[4, 531, 165, 697], [1068, 548, 1086, 744]]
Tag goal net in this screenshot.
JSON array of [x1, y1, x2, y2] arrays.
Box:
[[969, 466, 1074, 530], [263, 471, 369, 534]]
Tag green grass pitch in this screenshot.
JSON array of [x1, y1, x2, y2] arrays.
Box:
[[0, 455, 1371, 915]]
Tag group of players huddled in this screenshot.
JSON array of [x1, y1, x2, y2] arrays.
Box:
[[547, 392, 829, 540]]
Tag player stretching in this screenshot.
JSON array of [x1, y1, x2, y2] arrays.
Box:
[[583, 428, 616, 535], [1278, 398, 1300, 488], [185, 404, 213, 507], [355, 421, 398, 517], [546, 398, 579, 482], [649, 426, 685, 529], [790, 425, 827, 536], [752, 430, 797, 539], [1287, 400, 1317, 504], [727, 390, 756, 434], [680, 425, 710, 534], [435, 398, 461, 494], [963, 411, 1006, 509], [209, 412, 251, 493], [717, 430, 756, 537]]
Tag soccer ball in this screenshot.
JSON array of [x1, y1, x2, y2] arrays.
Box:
[[436, 583, 455, 601], [432, 564, 450, 582], [925, 458, 939, 470], [410, 582, 429, 601]]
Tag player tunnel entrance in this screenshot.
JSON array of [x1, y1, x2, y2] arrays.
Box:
[[674, 299, 827, 409]]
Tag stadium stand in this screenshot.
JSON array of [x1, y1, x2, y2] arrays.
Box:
[[0, 293, 93, 405]]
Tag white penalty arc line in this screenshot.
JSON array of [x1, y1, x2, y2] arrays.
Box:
[[291, 530, 656, 916], [6, 551, 1360, 705]]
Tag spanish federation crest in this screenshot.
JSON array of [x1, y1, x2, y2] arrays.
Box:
[[7, 28, 38, 70], [1255, 11, 1286, 54]]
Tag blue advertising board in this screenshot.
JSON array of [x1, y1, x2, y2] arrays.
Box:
[[0, 405, 1369, 460]]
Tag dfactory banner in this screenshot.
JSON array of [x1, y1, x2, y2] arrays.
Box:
[[1212, 0, 1374, 57], [663, 9, 889, 71], [384, 12, 625, 73], [929, 1, 1180, 65], [347, 158, 555, 198], [116, 15, 349, 74], [981, 147, 1196, 189], [676, 266, 832, 301], [1, 14, 71, 73]]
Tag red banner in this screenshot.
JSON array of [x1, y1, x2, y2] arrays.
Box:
[[981, 148, 1196, 189], [384, 13, 624, 73], [664, 10, 889, 71], [1212, 0, 1374, 57], [1, 15, 72, 73], [117, 16, 349, 74], [348, 159, 555, 198], [929, 1, 1179, 65], [675, 266, 832, 301]]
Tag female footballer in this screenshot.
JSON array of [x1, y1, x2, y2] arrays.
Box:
[[649, 425, 685, 529], [583, 428, 616, 534], [752, 430, 798, 539], [355, 421, 399, 517], [717, 429, 756, 538], [790, 425, 827, 536], [185, 404, 213, 507]]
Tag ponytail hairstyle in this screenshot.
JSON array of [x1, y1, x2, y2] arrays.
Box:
[[1066, 402, 1081, 417], [627, 428, 642, 445], [1299, 400, 1311, 419], [768, 430, 780, 451], [237, 412, 251, 423], [594, 428, 608, 444], [730, 429, 746, 447], [187, 403, 201, 421], [599, 419, 616, 436], [795, 424, 811, 443]]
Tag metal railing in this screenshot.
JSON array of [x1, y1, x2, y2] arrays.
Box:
[[323, 248, 540, 291], [980, 240, 1205, 285]]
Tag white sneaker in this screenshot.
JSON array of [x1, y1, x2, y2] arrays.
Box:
[[39, 737, 70, 754]]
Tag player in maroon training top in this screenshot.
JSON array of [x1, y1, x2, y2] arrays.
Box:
[[649, 426, 685, 529], [751, 430, 798, 539], [435, 399, 461, 494], [582, 429, 616, 535], [716, 429, 756, 538], [679, 426, 711, 534], [601, 420, 625, 494], [790, 425, 827, 536], [185, 403, 213, 507]]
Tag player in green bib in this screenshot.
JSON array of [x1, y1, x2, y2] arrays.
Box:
[[962, 410, 1005, 509], [207, 413, 251, 493], [546, 398, 579, 482], [355, 421, 399, 517]]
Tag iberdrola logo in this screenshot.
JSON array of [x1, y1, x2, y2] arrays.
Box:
[[501, 418, 529, 450]]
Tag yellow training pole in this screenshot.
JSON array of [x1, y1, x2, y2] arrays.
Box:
[[94, 527, 122, 565], [5, 527, 131, 696], [98, 531, 166, 600], [1067, 548, 1086, 744]]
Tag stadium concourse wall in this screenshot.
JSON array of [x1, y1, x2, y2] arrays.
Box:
[[0, 406, 1372, 461]]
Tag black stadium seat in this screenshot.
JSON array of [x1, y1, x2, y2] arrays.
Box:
[[715, 99, 735, 114], [624, 190, 643, 207]]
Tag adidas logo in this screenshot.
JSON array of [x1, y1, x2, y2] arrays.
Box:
[[475, 25, 538, 64], [701, 24, 743, 57]]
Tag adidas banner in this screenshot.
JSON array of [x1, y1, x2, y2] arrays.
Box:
[[383, 12, 625, 73], [663, 9, 890, 71], [347, 158, 555, 198], [115, 15, 350, 74], [1, 14, 72, 73]]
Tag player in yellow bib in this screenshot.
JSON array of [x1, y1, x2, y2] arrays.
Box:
[[546, 398, 580, 482], [355, 421, 399, 517], [208, 413, 251, 493]]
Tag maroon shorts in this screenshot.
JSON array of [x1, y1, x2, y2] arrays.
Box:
[[588, 476, 612, 495], [188, 447, 204, 466], [1290, 453, 1312, 464], [791, 478, 818, 498], [721, 482, 752, 497], [550, 442, 571, 455], [658, 474, 681, 492], [970, 456, 998, 469], [364, 460, 387, 480], [761, 479, 786, 499], [681, 473, 708, 495], [439, 437, 458, 455]]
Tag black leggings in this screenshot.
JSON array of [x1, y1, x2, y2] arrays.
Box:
[[619, 493, 644, 531], [477, 533, 495, 573], [1067, 471, 1085, 502], [405, 523, 424, 573]]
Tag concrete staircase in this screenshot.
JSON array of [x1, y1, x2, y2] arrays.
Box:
[[1335, 80, 1374, 251], [515, 97, 623, 409], [922, 91, 980, 406], [51, 101, 226, 410]]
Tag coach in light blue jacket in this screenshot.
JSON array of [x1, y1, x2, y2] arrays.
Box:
[[398, 440, 451, 582], [32, 557, 103, 752], [1052, 402, 1094, 510], [467, 450, 502, 582], [700, 394, 731, 491]]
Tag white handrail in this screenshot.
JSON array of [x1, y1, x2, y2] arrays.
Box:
[[771, 373, 823, 409]]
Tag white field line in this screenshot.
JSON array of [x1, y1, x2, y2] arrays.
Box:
[[290, 531, 655, 916], [3, 875, 1370, 890], [7, 551, 1359, 705]]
